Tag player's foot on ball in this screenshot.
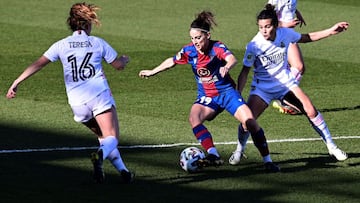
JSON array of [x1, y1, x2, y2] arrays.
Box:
[[120, 170, 135, 183], [264, 162, 281, 173], [91, 149, 105, 183], [228, 151, 247, 165], [197, 154, 224, 167]]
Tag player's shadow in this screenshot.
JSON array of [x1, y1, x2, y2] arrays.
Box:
[[318, 105, 360, 113], [289, 104, 360, 116], [272, 152, 360, 173]]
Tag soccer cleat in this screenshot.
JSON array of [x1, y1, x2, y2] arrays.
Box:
[[272, 100, 301, 115], [328, 146, 348, 161], [264, 162, 281, 173], [91, 149, 105, 183], [228, 151, 248, 165], [197, 154, 224, 167], [120, 170, 135, 183]]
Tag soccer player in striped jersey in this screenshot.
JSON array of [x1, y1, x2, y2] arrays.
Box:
[[229, 4, 348, 165], [6, 2, 134, 183], [139, 10, 280, 172]]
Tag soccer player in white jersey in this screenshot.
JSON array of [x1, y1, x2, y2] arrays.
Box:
[[228, 4, 348, 165], [6, 2, 134, 183], [232, 0, 306, 161]]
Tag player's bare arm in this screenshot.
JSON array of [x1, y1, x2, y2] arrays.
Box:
[[299, 22, 349, 43], [139, 57, 175, 78], [220, 54, 237, 77], [237, 65, 251, 93], [6, 56, 50, 99]]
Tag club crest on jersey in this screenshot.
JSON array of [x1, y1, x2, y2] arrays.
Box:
[[197, 67, 210, 77], [246, 53, 253, 60]]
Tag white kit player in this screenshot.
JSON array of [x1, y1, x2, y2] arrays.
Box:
[[228, 4, 348, 165], [269, 0, 306, 28], [6, 2, 134, 183]]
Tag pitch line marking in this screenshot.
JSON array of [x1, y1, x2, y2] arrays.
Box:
[[0, 136, 359, 154]]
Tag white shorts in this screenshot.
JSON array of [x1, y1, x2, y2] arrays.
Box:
[[249, 78, 298, 105], [71, 89, 116, 123]]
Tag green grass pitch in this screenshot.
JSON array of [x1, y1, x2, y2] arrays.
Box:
[[0, 0, 359, 202]]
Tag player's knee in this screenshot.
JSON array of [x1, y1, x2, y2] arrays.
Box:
[[244, 118, 260, 134]]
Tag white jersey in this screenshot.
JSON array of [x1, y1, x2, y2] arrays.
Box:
[[268, 0, 297, 22], [44, 31, 117, 106], [243, 28, 301, 93]]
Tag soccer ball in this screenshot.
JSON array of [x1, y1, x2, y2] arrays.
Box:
[[179, 146, 205, 173]]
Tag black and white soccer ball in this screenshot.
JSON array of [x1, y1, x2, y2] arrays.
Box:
[[179, 146, 205, 173]]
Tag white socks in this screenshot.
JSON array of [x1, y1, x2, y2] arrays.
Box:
[[98, 136, 118, 159], [108, 148, 129, 172], [98, 136, 128, 172], [310, 112, 336, 149]]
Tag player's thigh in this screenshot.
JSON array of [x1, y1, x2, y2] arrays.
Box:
[[290, 87, 316, 117], [95, 106, 119, 138], [189, 103, 217, 127], [247, 95, 268, 119]]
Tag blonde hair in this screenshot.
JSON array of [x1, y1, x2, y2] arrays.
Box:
[[67, 2, 101, 31]]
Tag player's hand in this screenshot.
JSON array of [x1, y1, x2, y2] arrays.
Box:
[[138, 70, 153, 78], [332, 22, 349, 34], [6, 84, 18, 99], [219, 66, 230, 77], [120, 55, 130, 65]]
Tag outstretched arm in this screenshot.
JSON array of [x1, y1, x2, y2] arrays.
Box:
[[298, 22, 349, 43], [6, 56, 51, 99], [139, 57, 176, 78]]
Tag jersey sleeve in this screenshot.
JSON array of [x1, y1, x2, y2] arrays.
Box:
[[43, 42, 60, 62], [173, 47, 189, 65], [243, 42, 255, 67], [216, 42, 232, 60], [99, 38, 118, 64], [289, 29, 302, 43]]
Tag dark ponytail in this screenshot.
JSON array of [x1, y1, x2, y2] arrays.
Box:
[[257, 4, 278, 27], [190, 11, 217, 32]]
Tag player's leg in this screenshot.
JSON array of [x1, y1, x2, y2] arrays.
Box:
[[290, 87, 347, 161], [229, 93, 266, 164], [273, 43, 305, 115], [230, 93, 280, 172], [189, 98, 224, 166], [93, 106, 134, 182]]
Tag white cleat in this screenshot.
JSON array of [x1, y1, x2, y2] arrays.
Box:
[[328, 147, 348, 161], [229, 151, 247, 165]]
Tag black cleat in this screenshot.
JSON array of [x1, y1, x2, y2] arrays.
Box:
[[264, 162, 281, 173], [120, 170, 135, 183], [197, 154, 224, 167], [91, 149, 105, 183]]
